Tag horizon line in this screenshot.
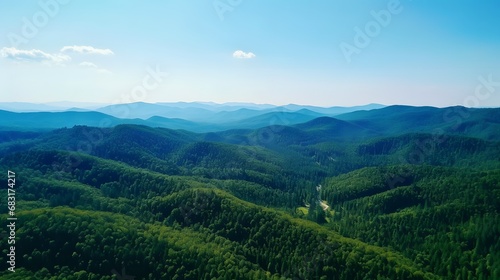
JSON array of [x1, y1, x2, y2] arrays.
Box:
[[2, 100, 495, 108]]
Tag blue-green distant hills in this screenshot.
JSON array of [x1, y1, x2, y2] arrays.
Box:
[[2, 102, 499, 140], [0, 102, 384, 132], [335, 105, 500, 140], [0, 110, 145, 130]]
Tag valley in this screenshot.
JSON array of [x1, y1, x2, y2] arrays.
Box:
[[0, 103, 499, 279]]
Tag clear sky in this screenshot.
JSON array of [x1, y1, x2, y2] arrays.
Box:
[[1, 0, 500, 107]]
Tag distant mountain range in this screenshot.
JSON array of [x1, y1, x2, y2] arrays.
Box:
[[1, 103, 499, 141], [0, 101, 107, 112], [0, 102, 385, 132], [93, 102, 386, 121], [0, 101, 384, 116]]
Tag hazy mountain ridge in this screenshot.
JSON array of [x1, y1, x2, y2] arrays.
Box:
[[0, 102, 386, 132], [2, 103, 500, 140]]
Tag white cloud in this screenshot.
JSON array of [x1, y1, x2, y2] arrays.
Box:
[[61, 45, 114, 55], [79, 61, 112, 74], [0, 47, 71, 64], [79, 61, 98, 68], [233, 50, 256, 59]]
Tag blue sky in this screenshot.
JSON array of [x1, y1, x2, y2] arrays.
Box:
[[1, 0, 499, 107]]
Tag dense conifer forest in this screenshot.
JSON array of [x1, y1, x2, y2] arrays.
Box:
[[0, 105, 499, 279]]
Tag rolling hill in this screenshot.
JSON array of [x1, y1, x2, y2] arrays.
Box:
[[0, 150, 437, 279], [0, 110, 146, 131], [336, 105, 500, 140], [0, 104, 498, 279]]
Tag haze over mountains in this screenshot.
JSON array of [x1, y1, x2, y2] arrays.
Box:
[[0, 101, 384, 114], [1, 102, 499, 141], [0, 102, 385, 132]]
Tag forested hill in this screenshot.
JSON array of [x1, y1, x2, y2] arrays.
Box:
[[335, 105, 500, 140], [322, 165, 500, 279], [1, 105, 500, 139], [0, 150, 436, 279], [0, 105, 499, 279]]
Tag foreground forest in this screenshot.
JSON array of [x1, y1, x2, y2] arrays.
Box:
[[0, 105, 499, 279]]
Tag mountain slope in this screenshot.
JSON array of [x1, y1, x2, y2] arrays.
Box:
[[146, 116, 218, 132], [282, 103, 386, 115], [0, 150, 437, 279], [97, 102, 219, 120], [322, 165, 500, 279], [224, 111, 320, 129], [0, 110, 146, 130], [294, 116, 381, 141], [336, 105, 500, 140]]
